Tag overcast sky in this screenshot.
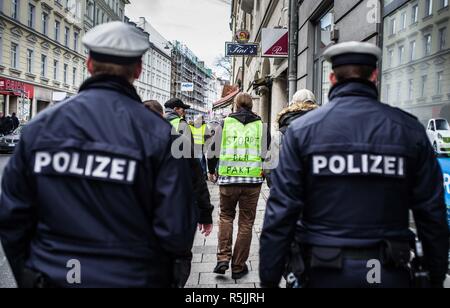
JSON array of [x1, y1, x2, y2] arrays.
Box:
[[126, 0, 232, 71]]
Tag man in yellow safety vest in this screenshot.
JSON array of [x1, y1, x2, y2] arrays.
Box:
[[207, 93, 270, 280]]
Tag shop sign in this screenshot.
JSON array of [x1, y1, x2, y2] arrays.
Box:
[[0, 77, 34, 98]]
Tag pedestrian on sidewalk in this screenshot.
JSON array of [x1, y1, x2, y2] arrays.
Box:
[[260, 41, 449, 288], [265, 89, 319, 187], [0, 22, 198, 288], [190, 114, 211, 177], [11, 113, 20, 131], [144, 100, 164, 116], [164, 98, 214, 237], [208, 93, 270, 280], [276, 89, 318, 135]]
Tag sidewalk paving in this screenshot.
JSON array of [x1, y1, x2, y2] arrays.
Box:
[[187, 183, 270, 289]]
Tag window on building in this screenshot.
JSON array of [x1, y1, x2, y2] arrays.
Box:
[[387, 48, 394, 67], [42, 12, 49, 35], [385, 85, 391, 103], [412, 4, 419, 24], [396, 82, 402, 103], [11, 0, 19, 20], [55, 20, 60, 42], [64, 27, 70, 47], [390, 18, 397, 35], [28, 3, 35, 28], [398, 45, 405, 64], [53, 60, 59, 80], [421, 75, 427, 97], [442, 0, 449, 9], [10, 43, 18, 68], [400, 12, 407, 31], [424, 34, 432, 55], [63, 64, 68, 84], [409, 40, 416, 61], [437, 71, 444, 94], [74, 32, 79, 51], [26, 49, 33, 73], [72, 67, 77, 86], [425, 0, 433, 17], [408, 79, 414, 101], [0, 35, 3, 66], [41, 54, 47, 77], [87, 1, 94, 20], [314, 9, 334, 105], [439, 27, 447, 51]]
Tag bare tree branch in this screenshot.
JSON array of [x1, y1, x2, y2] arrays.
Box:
[[214, 55, 232, 80]]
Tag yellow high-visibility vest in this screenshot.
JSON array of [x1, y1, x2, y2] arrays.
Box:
[[190, 124, 207, 145], [218, 117, 263, 178]]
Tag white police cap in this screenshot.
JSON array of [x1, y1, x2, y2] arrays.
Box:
[[82, 21, 150, 64], [323, 41, 382, 68]]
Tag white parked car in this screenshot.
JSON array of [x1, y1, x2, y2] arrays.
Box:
[[427, 119, 450, 155]]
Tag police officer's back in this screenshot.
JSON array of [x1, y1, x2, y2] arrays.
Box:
[[0, 22, 197, 288], [260, 42, 449, 288]]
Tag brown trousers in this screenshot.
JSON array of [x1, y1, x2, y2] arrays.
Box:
[[217, 185, 262, 272]]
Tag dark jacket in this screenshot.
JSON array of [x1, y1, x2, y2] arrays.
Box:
[[0, 75, 198, 288], [207, 108, 271, 175], [11, 115, 20, 130], [260, 79, 449, 286], [277, 102, 318, 135], [164, 110, 213, 224]]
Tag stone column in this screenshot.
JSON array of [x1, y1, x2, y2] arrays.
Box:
[[259, 86, 270, 124], [31, 97, 38, 119], [5, 95, 10, 116], [270, 78, 288, 136]]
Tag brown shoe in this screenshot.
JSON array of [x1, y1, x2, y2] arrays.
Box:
[[232, 265, 249, 280]]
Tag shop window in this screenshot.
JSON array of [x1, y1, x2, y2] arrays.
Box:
[[313, 8, 334, 105]]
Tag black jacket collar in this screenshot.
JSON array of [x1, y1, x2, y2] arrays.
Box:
[[329, 78, 379, 101], [79, 75, 142, 103], [229, 108, 261, 125]]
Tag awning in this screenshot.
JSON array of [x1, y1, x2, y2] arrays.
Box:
[[213, 88, 240, 110]]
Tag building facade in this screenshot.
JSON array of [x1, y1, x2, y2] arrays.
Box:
[[381, 0, 450, 126], [85, 0, 127, 30], [0, 0, 87, 121], [0, 0, 129, 123], [229, 0, 450, 132], [171, 40, 213, 117], [133, 17, 171, 105], [227, 0, 290, 129]]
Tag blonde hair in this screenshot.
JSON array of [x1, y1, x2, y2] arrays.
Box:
[[234, 93, 253, 111], [91, 60, 139, 80]]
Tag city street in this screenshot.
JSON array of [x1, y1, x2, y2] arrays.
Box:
[[0, 152, 448, 288], [187, 183, 271, 288]]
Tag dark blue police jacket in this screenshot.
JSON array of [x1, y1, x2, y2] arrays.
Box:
[[0, 75, 198, 288], [260, 79, 450, 285]]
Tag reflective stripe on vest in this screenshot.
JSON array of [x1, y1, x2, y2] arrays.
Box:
[[219, 117, 263, 178], [170, 118, 181, 132], [190, 124, 207, 145]]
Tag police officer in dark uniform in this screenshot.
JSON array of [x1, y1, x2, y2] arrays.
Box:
[[0, 22, 198, 288], [260, 41, 449, 288]]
